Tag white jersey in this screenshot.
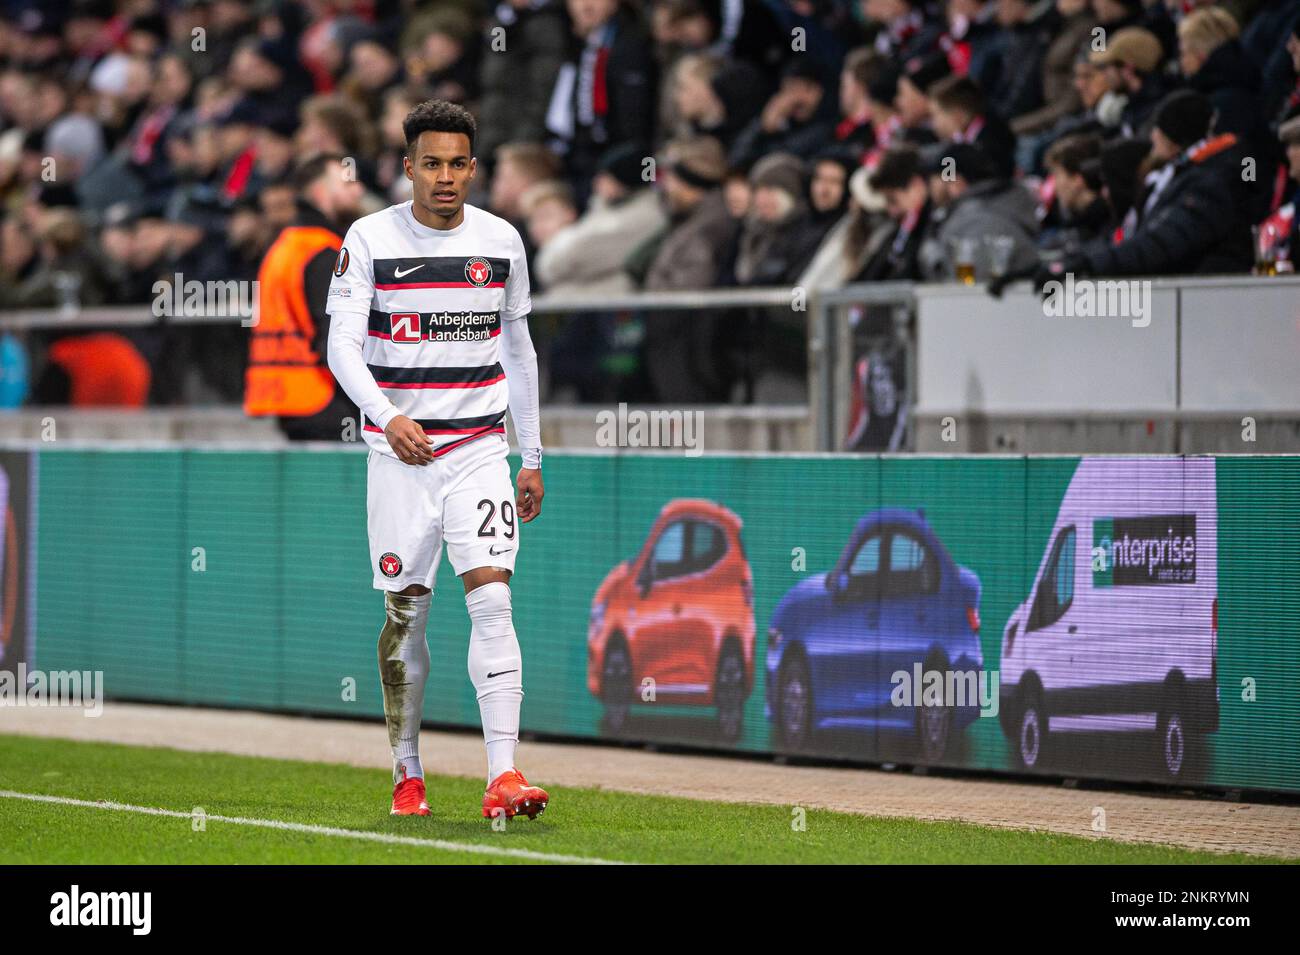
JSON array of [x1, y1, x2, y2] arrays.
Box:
[[325, 200, 532, 458]]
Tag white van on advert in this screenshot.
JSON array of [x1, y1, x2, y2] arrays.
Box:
[[999, 457, 1218, 780]]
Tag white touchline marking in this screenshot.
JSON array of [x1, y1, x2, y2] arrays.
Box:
[[0, 790, 627, 865]]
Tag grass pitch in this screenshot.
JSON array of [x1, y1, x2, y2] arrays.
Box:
[[0, 735, 1288, 864]]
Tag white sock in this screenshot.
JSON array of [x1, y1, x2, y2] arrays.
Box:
[[395, 755, 424, 783], [466, 582, 523, 785], [486, 738, 516, 784], [378, 591, 431, 784]]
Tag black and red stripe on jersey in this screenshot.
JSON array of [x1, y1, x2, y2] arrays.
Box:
[[362, 410, 507, 457], [373, 256, 510, 290], [366, 363, 506, 389]]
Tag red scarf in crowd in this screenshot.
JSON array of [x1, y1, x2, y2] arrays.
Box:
[[130, 104, 177, 166]]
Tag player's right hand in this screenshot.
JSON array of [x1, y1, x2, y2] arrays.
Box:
[[384, 415, 434, 466]]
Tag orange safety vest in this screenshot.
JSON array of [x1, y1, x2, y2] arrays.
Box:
[[244, 225, 342, 417]]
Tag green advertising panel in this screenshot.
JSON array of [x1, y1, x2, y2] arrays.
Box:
[[29, 449, 1300, 793]]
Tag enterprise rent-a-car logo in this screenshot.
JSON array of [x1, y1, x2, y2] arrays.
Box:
[[1093, 515, 1197, 586], [50, 885, 151, 935]]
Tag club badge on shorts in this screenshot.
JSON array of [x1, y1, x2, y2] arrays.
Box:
[[464, 257, 492, 286], [379, 552, 402, 578]]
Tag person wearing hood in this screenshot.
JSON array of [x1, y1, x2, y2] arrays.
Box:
[[809, 146, 856, 228], [733, 152, 825, 286], [728, 58, 838, 169], [1040, 89, 1253, 281], [670, 52, 767, 154], [728, 152, 825, 399], [799, 163, 896, 288], [916, 141, 1040, 282], [779, 145, 857, 286], [1178, 6, 1274, 222]]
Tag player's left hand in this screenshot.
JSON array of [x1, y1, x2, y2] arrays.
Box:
[[516, 467, 543, 523]]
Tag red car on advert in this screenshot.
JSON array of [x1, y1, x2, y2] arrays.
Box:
[[587, 499, 755, 742]]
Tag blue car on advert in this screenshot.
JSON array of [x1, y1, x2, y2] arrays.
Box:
[[765, 507, 984, 762]]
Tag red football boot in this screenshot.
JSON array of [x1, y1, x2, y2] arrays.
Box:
[[481, 769, 549, 820], [391, 766, 430, 816]]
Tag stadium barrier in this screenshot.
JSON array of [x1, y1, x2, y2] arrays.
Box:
[[0, 405, 813, 451], [0, 289, 830, 450], [4, 274, 1298, 453], [7, 445, 1298, 794], [904, 275, 1300, 452]]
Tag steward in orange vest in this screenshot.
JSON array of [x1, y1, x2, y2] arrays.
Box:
[[245, 194, 355, 440]]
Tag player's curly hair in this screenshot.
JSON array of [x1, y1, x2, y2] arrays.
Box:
[[403, 99, 477, 156]]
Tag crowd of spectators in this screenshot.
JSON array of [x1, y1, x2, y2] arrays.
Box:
[[2, 0, 1299, 409]]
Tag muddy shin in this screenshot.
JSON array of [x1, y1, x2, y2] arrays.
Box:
[[377, 591, 431, 782]]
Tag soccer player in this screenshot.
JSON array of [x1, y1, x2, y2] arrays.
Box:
[[325, 100, 549, 820]]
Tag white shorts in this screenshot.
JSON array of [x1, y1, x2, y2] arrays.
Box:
[[366, 433, 519, 591]]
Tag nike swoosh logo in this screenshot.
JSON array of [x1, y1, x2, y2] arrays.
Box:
[[487, 669, 518, 679], [488, 546, 514, 556], [393, 264, 424, 278]]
